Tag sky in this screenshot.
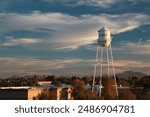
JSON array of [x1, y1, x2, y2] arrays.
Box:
[[0, 0, 150, 77]]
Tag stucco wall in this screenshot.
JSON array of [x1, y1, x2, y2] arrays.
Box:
[[28, 88, 42, 100]]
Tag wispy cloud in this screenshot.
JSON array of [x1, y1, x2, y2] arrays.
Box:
[[95, 13, 150, 34], [43, 0, 150, 8], [1, 38, 42, 46], [0, 12, 150, 50], [75, 0, 120, 8], [0, 57, 149, 77], [42, 0, 132, 8], [0, 57, 90, 77], [114, 59, 150, 74], [114, 40, 150, 55], [115, 60, 150, 68]]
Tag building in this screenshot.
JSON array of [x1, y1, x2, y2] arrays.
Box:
[[0, 86, 73, 100], [38, 81, 52, 86], [0, 87, 42, 100], [48, 86, 73, 100]]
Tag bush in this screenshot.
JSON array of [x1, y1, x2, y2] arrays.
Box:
[[123, 90, 137, 100]]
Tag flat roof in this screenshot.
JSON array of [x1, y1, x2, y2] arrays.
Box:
[[0, 86, 31, 89], [0, 84, 72, 90]]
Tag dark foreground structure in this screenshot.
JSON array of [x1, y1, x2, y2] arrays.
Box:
[[0, 86, 73, 100]]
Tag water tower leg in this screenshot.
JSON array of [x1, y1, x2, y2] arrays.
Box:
[[106, 47, 110, 77], [99, 46, 103, 97], [92, 46, 99, 93], [109, 44, 119, 99]]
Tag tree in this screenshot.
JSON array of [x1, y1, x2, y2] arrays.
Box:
[[72, 79, 85, 99], [123, 90, 137, 100], [129, 76, 139, 88], [44, 75, 55, 81], [117, 78, 129, 87], [33, 89, 50, 100], [102, 77, 117, 100], [72, 79, 99, 100]]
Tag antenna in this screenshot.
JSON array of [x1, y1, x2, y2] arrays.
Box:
[[138, 38, 142, 45]]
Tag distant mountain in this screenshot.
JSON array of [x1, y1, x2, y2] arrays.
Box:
[[116, 71, 147, 78]]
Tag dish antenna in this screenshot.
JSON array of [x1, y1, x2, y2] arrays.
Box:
[[138, 38, 142, 45]]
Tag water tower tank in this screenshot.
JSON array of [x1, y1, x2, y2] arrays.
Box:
[[98, 26, 111, 47]]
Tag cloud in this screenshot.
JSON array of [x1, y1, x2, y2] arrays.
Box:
[[0, 57, 149, 77], [1, 38, 42, 46], [114, 59, 150, 74], [115, 40, 150, 55], [0, 12, 76, 32], [43, 0, 150, 8], [0, 57, 93, 77], [0, 12, 150, 50], [75, 0, 120, 8], [0, 12, 97, 50], [42, 0, 129, 8], [115, 60, 150, 68], [94, 13, 150, 34]]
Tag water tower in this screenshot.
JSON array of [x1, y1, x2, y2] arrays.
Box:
[[92, 26, 118, 99]]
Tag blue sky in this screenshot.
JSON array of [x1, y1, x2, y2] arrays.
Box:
[[0, 0, 150, 77]]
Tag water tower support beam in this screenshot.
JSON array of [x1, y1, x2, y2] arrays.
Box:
[[109, 44, 119, 99], [92, 46, 99, 93], [106, 47, 110, 77], [99, 46, 103, 97]]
